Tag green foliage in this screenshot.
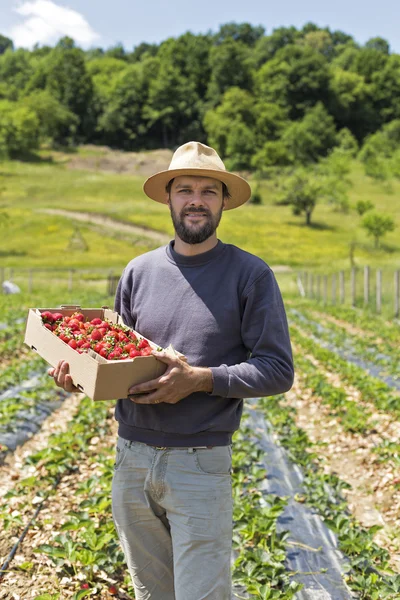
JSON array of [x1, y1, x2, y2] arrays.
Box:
[[277, 169, 324, 225], [207, 39, 253, 106], [355, 200, 374, 216], [281, 103, 337, 163], [0, 34, 13, 55], [22, 90, 78, 146], [0, 99, 39, 158], [359, 119, 400, 180], [361, 212, 396, 248]]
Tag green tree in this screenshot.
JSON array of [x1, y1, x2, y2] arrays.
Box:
[[361, 212, 396, 248], [22, 90, 78, 146], [0, 100, 39, 158], [144, 61, 200, 147], [365, 37, 390, 54], [355, 200, 374, 216], [0, 35, 13, 55], [277, 169, 325, 225], [98, 58, 157, 148], [207, 39, 253, 106], [26, 41, 95, 139], [0, 48, 34, 100], [371, 55, 400, 123], [213, 22, 265, 46], [255, 45, 330, 119], [204, 87, 256, 167], [281, 103, 337, 163], [253, 27, 300, 67]]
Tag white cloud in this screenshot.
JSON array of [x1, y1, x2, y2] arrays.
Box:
[[10, 0, 100, 48]]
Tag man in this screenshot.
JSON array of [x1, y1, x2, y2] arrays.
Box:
[[50, 141, 294, 600]]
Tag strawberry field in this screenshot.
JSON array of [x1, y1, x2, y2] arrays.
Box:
[[1, 289, 400, 600]]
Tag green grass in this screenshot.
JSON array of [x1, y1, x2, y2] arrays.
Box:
[[1, 149, 399, 277]]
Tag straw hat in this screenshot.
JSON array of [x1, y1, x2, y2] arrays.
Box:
[[143, 141, 252, 210]]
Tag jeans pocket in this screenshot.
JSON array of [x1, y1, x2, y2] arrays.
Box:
[[114, 437, 128, 471], [195, 446, 232, 475]]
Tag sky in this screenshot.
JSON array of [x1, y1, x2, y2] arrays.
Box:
[[1, 0, 400, 53]]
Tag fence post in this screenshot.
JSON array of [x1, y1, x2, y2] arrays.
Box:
[[68, 270, 73, 292], [364, 266, 370, 307], [28, 269, 33, 293], [304, 272, 309, 297], [9, 268, 13, 283], [395, 270, 400, 319], [323, 275, 328, 306], [309, 274, 314, 299], [339, 271, 345, 304], [351, 267, 356, 307], [331, 273, 337, 305], [317, 275, 321, 301], [376, 269, 382, 314]]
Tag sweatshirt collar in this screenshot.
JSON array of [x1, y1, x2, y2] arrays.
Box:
[[166, 239, 226, 266]]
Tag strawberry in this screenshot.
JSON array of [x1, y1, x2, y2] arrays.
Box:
[[108, 585, 118, 595], [90, 318, 102, 326], [138, 338, 149, 349], [90, 329, 102, 341]]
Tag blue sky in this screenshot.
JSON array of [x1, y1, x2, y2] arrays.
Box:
[[1, 0, 399, 53]]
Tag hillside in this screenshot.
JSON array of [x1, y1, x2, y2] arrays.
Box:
[[0, 146, 399, 275]]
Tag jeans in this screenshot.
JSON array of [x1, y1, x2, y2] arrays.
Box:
[[112, 436, 233, 600]]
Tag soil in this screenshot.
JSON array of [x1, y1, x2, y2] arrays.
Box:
[[66, 146, 173, 177], [288, 343, 400, 570]]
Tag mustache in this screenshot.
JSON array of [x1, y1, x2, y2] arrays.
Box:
[[180, 207, 211, 216]]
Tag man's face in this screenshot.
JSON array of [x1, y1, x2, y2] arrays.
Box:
[[166, 176, 226, 245]]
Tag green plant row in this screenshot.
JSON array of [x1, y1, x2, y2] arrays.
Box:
[[294, 352, 373, 434], [290, 324, 400, 418], [231, 421, 303, 599], [288, 306, 400, 379], [0, 354, 45, 393], [0, 373, 65, 445], [288, 298, 400, 345], [258, 395, 400, 599]]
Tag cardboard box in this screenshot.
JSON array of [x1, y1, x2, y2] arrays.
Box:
[[24, 305, 167, 401]]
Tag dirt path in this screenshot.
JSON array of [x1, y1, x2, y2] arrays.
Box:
[[37, 209, 171, 245]]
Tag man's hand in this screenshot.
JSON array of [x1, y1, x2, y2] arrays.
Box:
[[48, 360, 80, 393], [128, 348, 213, 404]]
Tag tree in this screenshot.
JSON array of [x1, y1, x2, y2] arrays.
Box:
[[207, 39, 253, 106], [365, 37, 390, 54], [255, 45, 330, 119], [277, 169, 325, 225], [0, 100, 39, 158], [213, 22, 265, 47], [280, 103, 337, 163], [22, 90, 78, 146], [26, 43, 95, 139], [0, 35, 13, 55], [204, 87, 256, 167], [355, 200, 374, 216], [361, 213, 395, 248], [253, 27, 300, 67]]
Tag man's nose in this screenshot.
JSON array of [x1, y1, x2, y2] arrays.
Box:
[[188, 191, 204, 205]]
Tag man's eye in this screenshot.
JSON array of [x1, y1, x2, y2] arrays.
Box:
[[178, 189, 191, 193], [204, 190, 216, 195]]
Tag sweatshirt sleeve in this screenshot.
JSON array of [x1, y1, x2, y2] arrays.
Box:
[[210, 268, 294, 399], [113, 269, 136, 329]]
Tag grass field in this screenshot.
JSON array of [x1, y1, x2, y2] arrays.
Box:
[[0, 147, 399, 277]]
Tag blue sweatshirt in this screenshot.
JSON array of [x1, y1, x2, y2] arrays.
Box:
[[114, 240, 294, 447]]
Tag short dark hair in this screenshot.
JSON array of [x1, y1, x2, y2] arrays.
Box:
[[166, 178, 231, 200]]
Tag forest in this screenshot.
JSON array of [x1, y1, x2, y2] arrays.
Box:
[[1, 21, 400, 178]]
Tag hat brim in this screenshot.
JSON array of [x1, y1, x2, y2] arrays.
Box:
[[143, 168, 251, 210]]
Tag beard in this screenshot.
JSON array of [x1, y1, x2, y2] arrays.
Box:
[[170, 204, 224, 244]]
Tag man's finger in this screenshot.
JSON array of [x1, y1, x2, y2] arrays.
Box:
[[129, 392, 163, 405], [128, 377, 162, 395]]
